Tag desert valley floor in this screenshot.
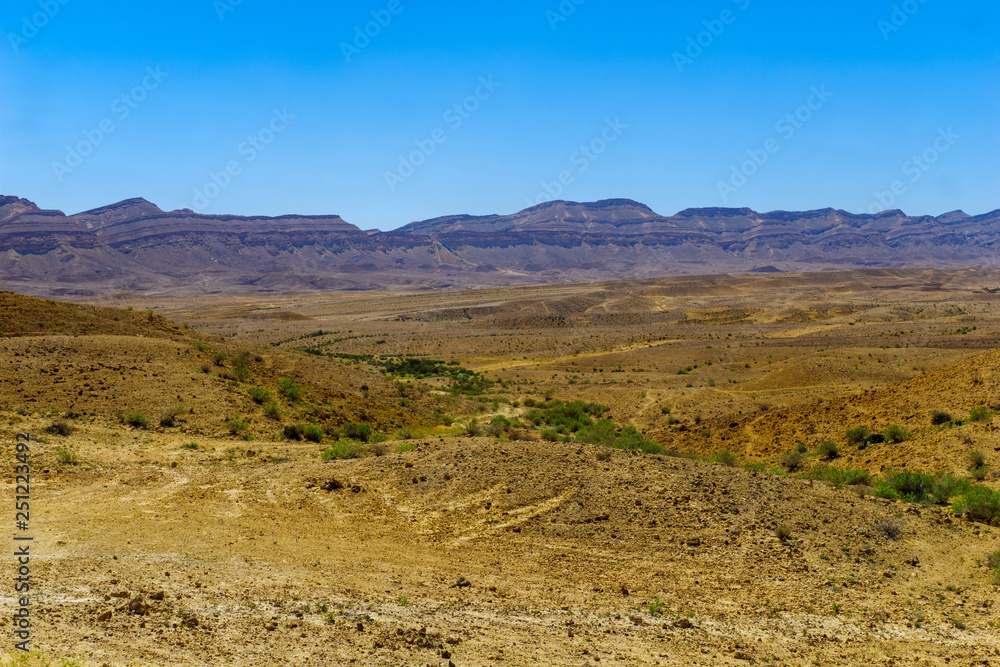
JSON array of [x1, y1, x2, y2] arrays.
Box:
[[2, 268, 1000, 665]]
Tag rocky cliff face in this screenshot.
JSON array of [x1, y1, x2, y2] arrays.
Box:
[[1, 196, 997, 296]]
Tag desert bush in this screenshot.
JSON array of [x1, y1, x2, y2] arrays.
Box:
[[263, 402, 282, 421], [396, 443, 416, 453], [968, 450, 987, 469], [774, 524, 792, 542], [971, 465, 990, 482], [124, 412, 149, 429], [782, 449, 804, 472], [225, 414, 249, 435], [248, 387, 272, 405], [874, 518, 905, 541], [932, 411, 953, 426], [56, 446, 79, 465], [846, 427, 871, 445], [883, 423, 911, 443], [929, 473, 971, 505], [969, 406, 992, 423], [160, 403, 188, 427], [816, 440, 839, 461], [302, 425, 325, 443], [396, 428, 417, 440], [342, 423, 373, 442], [213, 352, 229, 366], [46, 419, 75, 437], [370, 441, 389, 457], [951, 486, 1000, 524], [283, 424, 306, 441], [321, 441, 364, 461], [279, 378, 303, 401], [710, 450, 738, 467], [182, 442, 199, 450], [232, 357, 251, 382], [192, 340, 209, 352], [874, 470, 936, 503]]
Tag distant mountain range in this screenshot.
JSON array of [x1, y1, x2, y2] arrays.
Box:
[[1, 195, 998, 296]]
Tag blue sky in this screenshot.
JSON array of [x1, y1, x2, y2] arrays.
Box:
[[1, 0, 997, 229]]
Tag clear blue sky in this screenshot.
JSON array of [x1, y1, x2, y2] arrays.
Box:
[[2, 0, 997, 229]]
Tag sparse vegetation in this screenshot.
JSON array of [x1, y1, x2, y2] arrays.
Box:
[[279, 378, 303, 401], [321, 441, 364, 460], [123, 412, 150, 429], [816, 440, 839, 461], [874, 518, 905, 541], [883, 423, 911, 443], [224, 414, 249, 435], [846, 427, 871, 445], [969, 405, 992, 423], [182, 442, 199, 450], [55, 446, 79, 465], [248, 387, 272, 404], [774, 524, 792, 543], [782, 449, 804, 472], [47, 419, 75, 437], [302, 424, 325, 443], [160, 403, 188, 427], [931, 411, 953, 426], [709, 450, 738, 467]]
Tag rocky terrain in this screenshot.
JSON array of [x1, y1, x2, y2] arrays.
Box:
[[2, 272, 1000, 665], [2, 195, 998, 297]]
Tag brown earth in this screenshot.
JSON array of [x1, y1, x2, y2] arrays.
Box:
[[3, 269, 1000, 665]]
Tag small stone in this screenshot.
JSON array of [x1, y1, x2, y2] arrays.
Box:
[[356, 621, 364, 632], [455, 576, 472, 588], [674, 618, 693, 629], [97, 610, 112, 622]]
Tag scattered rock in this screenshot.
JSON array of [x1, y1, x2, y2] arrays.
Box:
[[620, 584, 629, 596], [97, 610, 112, 622], [454, 576, 472, 588], [149, 591, 165, 601], [674, 618, 693, 629], [127, 596, 150, 616], [320, 479, 344, 492]]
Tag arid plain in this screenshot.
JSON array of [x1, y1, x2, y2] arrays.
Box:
[[3, 268, 1000, 666]]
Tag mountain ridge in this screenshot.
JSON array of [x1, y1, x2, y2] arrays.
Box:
[[1, 195, 998, 296]]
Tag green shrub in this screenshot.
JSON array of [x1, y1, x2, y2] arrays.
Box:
[[782, 450, 804, 472], [873, 470, 935, 503], [969, 406, 992, 423], [816, 441, 839, 461], [192, 340, 209, 352], [283, 424, 306, 441], [124, 412, 149, 429], [279, 378, 303, 401], [232, 358, 252, 382], [952, 486, 1000, 524], [160, 403, 188, 427], [710, 450, 738, 467], [263, 402, 282, 421], [846, 427, 871, 445], [971, 465, 990, 482], [182, 442, 199, 450], [396, 443, 416, 453], [968, 450, 987, 469], [342, 423, 373, 442], [929, 473, 971, 504], [225, 414, 249, 435], [883, 424, 911, 443], [56, 446, 79, 465], [302, 425, 325, 443], [213, 352, 229, 366], [932, 411, 953, 426], [248, 387, 272, 405], [321, 440, 364, 461]]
